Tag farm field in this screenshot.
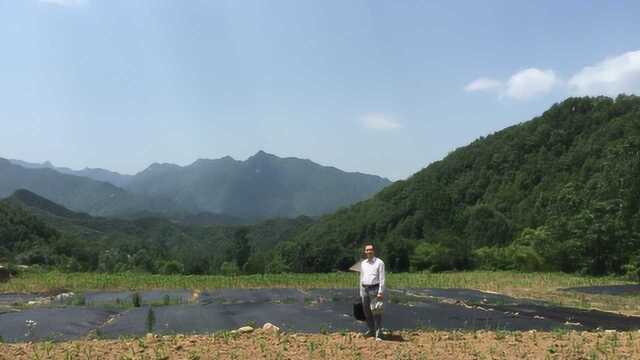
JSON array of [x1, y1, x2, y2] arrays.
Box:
[[2, 270, 640, 359], [2, 270, 639, 315]]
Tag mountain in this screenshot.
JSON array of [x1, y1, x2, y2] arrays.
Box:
[[124, 151, 392, 219], [6, 152, 391, 220], [272, 96, 640, 275], [0, 159, 182, 217], [3, 189, 90, 220], [8, 159, 132, 187]]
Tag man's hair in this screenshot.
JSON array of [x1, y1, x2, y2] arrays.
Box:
[[364, 244, 375, 250]]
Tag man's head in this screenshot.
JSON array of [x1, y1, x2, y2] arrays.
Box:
[[364, 244, 375, 260]]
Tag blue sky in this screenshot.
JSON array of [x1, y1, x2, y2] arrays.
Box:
[[1, 1, 639, 180]]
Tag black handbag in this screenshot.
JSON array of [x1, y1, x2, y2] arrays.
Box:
[[353, 301, 365, 321]]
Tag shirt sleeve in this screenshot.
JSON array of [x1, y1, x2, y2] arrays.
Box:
[[359, 261, 364, 298], [378, 260, 385, 295]]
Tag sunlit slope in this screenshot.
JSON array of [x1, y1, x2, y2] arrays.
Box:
[[278, 96, 640, 274]]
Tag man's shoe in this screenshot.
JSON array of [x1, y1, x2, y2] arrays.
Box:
[[362, 330, 375, 338], [375, 336, 383, 342], [375, 330, 384, 341]]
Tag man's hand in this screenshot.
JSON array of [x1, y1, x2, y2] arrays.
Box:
[[377, 293, 384, 300]]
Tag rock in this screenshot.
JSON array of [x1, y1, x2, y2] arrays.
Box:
[[54, 292, 75, 302], [237, 326, 254, 334], [262, 322, 280, 333], [0, 266, 9, 283], [27, 298, 51, 306]]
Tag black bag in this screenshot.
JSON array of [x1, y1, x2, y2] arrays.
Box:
[[353, 301, 365, 321]]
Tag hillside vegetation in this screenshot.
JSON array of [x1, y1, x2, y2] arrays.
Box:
[[0, 190, 313, 274], [273, 96, 640, 276]]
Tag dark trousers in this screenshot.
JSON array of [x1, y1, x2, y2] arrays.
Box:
[[361, 285, 382, 335]]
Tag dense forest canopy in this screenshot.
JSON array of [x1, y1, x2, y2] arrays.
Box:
[[273, 95, 640, 276], [1, 96, 639, 278]]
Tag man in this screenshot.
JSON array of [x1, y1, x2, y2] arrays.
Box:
[[359, 244, 385, 341]]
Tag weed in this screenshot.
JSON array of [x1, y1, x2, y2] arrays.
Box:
[[551, 326, 569, 338], [132, 292, 142, 307], [244, 320, 257, 328], [146, 306, 156, 333]]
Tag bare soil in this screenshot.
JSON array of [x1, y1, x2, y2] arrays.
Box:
[[2, 329, 639, 359]]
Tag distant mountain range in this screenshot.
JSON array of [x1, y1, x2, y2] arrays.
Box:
[[9, 159, 132, 187], [0, 158, 183, 217], [3, 151, 392, 220], [123, 151, 391, 219]]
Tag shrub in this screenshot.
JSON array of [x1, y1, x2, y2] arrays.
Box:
[[220, 261, 240, 276], [472, 244, 544, 271], [409, 243, 455, 272], [159, 260, 184, 275]]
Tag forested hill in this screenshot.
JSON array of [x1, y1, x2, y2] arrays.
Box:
[[274, 96, 640, 275], [0, 189, 314, 274]]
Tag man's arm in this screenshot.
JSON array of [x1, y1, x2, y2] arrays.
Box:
[[377, 260, 385, 298]]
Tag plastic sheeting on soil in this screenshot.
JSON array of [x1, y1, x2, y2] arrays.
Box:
[[2, 288, 640, 343], [561, 285, 640, 296], [83, 289, 194, 306]]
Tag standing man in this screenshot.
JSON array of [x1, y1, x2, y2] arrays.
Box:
[[359, 244, 385, 341]]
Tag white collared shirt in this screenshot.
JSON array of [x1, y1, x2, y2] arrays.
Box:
[[359, 257, 385, 297]]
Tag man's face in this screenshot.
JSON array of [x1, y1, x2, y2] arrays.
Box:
[[365, 245, 374, 259]]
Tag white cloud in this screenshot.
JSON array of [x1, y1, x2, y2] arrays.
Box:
[[39, 0, 87, 7], [465, 50, 640, 100], [568, 50, 640, 96], [504, 68, 558, 100], [464, 68, 557, 100], [361, 113, 402, 130], [464, 77, 502, 92]]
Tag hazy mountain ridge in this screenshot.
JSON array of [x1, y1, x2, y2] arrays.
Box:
[[3, 152, 392, 220], [9, 159, 132, 187], [4, 189, 91, 220], [0, 158, 184, 217], [124, 150, 392, 219]]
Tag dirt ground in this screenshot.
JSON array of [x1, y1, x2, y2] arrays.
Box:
[[2, 329, 640, 359]]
